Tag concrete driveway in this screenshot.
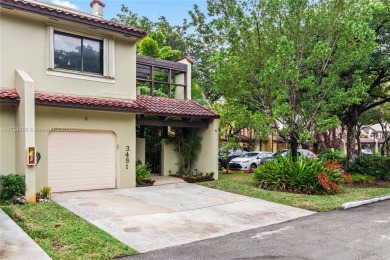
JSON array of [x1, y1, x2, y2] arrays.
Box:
[[52, 182, 314, 253]]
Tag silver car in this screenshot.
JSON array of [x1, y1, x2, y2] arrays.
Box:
[[228, 151, 273, 172], [262, 149, 317, 163]]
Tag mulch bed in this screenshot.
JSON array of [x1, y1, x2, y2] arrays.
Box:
[[345, 181, 390, 188]]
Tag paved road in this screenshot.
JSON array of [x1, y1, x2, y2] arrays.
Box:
[[121, 200, 390, 260]]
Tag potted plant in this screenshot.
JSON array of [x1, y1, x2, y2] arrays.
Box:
[[36, 186, 51, 202]]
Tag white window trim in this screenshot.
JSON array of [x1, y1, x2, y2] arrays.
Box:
[[46, 25, 115, 83]]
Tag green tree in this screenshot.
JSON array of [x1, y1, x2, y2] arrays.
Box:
[[335, 0, 390, 162], [137, 36, 160, 58], [191, 0, 378, 159], [213, 101, 271, 151]]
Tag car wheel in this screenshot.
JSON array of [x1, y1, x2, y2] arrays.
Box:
[[249, 163, 257, 173]]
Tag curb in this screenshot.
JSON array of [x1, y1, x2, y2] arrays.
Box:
[[341, 194, 390, 209]]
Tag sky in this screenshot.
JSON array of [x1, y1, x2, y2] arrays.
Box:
[[48, 0, 208, 26]]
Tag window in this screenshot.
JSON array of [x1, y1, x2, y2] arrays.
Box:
[[54, 32, 103, 75], [48, 26, 115, 81]]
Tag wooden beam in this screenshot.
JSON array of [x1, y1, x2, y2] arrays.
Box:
[[168, 69, 172, 98], [137, 117, 209, 128]]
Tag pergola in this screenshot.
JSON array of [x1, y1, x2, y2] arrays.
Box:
[[136, 55, 188, 99]]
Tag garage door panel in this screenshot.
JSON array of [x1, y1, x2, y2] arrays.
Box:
[[84, 147, 99, 155], [48, 132, 116, 192]]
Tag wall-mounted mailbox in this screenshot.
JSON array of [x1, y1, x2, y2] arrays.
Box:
[[27, 147, 37, 166]]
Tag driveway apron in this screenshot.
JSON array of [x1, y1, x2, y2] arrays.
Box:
[[52, 183, 314, 253]]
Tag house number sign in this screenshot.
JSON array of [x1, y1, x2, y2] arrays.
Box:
[[125, 145, 130, 169]]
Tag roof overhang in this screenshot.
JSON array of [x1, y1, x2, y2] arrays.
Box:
[[0, 0, 146, 39], [0, 89, 220, 127]]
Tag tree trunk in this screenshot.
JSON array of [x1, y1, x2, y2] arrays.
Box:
[[290, 134, 299, 161], [356, 127, 362, 156], [382, 136, 390, 156], [346, 121, 357, 166]]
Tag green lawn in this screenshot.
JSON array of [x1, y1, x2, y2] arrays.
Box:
[[198, 173, 390, 212], [1, 202, 137, 260]]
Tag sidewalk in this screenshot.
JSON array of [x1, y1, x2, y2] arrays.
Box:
[[0, 209, 51, 260]]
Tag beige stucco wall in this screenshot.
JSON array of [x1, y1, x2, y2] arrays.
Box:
[[35, 107, 137, 190], [0, 105, 17, 174], [136, 138, 146, 164], [193, 119, 219, 180], [161, 139, 180, 176], [174, 59, 191, 100], [0, 12, 137, 99]]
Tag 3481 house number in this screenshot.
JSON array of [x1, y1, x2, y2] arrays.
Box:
[[125, 145, 130, 169]]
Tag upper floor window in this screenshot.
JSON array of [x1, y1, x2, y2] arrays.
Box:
[[54, 32, 103, 75], [48, 26, 116, 82]]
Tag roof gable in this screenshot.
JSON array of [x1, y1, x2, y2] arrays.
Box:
[[0, 0, 146, 38]]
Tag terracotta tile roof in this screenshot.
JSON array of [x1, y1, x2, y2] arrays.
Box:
[[35, 92, 144, 112], [1, 89, 219, 118], [90, 0, 105, 8], [1, 0, 146, 38], [176, 56, 194, 64], [0, 88, 19, 103], [360, 138, 375, 144], [136, 95, 219, 118]]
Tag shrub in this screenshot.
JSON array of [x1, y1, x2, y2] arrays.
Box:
[[340, 172, 353, 184], [345, 156, 390, 180], [37, 186, 51, 199], [254, 156, 342, 194], [0, 174, 26, 200], [325, 161, 343, 171], [182, 172, 215, 183], [350, 173, 376, 184], [136, 163, 152, 184], [318, 149, 345, 162]]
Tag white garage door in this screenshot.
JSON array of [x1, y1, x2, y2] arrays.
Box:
[[48, 132, 116, 192]]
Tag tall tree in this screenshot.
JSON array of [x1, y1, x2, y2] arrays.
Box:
[[191, 0, 377, 159], [335, 0, 390, 163]]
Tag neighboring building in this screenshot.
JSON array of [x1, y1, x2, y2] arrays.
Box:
[[0, 0, 219, 202], [360, 124, 389, 154], [220, 127, 288, 153]]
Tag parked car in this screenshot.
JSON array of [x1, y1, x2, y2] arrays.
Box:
[[262, 149, 317, 163], [355, 149, 373, 156], [218, 146, 249, 170], [228, 151, 273, 172]]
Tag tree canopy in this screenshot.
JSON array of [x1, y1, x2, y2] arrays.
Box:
[[190, 0, 382, 158]]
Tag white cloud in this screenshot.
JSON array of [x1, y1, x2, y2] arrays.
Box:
[[51, 0, 79, 10]]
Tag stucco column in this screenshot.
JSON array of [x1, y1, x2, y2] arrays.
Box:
[[15, 70, 36, 202], [174, 58, 192, 100], [192, 119, 220, 180], [136, 138, 146, 164], [161, 139, 179, 176]]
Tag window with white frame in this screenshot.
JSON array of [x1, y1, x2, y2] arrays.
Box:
[[48, 27, 115, 79]]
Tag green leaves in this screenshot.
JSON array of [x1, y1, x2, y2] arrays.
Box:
[[254, 156, 342, 194], [191, 0, 385, 153], [136, 163, 152, 184], [0, 174, 26, 199], [137, 36, 160, 58]]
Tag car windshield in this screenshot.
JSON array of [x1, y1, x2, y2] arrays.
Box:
[[273, 150, 290, 158], [240, 152, 259, 158]]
